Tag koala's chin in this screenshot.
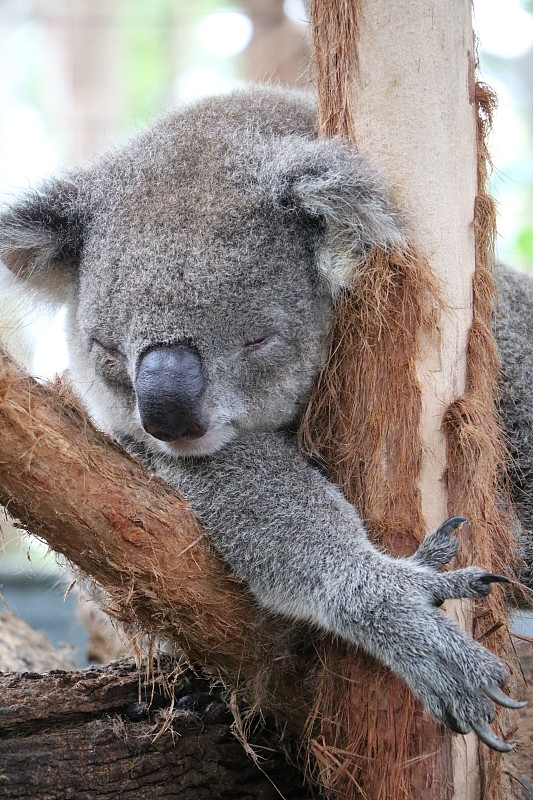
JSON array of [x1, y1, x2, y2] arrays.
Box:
[[158, 424, 238, 459]]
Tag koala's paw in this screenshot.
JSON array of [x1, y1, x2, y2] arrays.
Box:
[[411, 517, 511, 605], [400, 610, 525, 752], [382, 518, 525, 752]]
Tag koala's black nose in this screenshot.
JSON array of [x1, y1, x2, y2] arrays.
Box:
[[135, 345, 207, 441]]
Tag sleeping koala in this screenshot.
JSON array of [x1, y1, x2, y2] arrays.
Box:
[[0, 85, 529, 752]]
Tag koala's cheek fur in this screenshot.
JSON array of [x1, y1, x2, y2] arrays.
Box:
[[65, 311, 138, 440], [232, 359, 322, 433], [208, 323, 331, 436]]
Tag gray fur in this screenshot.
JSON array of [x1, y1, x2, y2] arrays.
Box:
[[0, 85, 527, 747], [494, 265, 533, 589]]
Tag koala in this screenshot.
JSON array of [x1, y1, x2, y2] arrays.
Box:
[[0, 85, 529, 752]]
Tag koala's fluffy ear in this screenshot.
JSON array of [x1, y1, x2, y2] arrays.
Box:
[[0, 177, 84, 303], [268, 137, 406, 295]]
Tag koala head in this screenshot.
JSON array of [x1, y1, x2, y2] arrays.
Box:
[[0, 86, 403, 458]]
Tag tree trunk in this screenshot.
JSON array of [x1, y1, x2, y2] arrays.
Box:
[[240, 0, 311, 87], [350, 4, 486, 797], [303, 1, 516, 798], [36, 0, 124, 161]]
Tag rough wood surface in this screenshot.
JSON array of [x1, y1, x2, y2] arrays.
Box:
[[0, 659, 313, 800]]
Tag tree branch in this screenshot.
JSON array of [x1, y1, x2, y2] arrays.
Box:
[[0, 346, 314, 729]]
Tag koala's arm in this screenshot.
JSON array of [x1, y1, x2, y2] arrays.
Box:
[[130, 431, 519, 751]]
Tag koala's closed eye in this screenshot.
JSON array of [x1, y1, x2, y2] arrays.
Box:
[[90, 338, 130, 386], [242, 333, 278, 353]]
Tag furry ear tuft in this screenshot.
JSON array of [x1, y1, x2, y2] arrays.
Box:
[[268, 137, 406, 296], [0, 177, 84, 303]]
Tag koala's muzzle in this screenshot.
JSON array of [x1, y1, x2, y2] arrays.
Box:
[[135, 345, 207, 441]]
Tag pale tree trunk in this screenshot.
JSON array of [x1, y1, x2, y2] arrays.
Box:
[[350, 4, 476, 526], [351, 2, 483, 798]]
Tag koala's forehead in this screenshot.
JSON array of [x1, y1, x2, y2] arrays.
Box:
[[81, 86, 316, 253], [75, 89, 321, 344], [78, 208, 317, 349], [83, 124, 282, 284], [85, 90, 307, 222], [82, 192, 308, 293]]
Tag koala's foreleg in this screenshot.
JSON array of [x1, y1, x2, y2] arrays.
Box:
[[134, 432, 524, 752]]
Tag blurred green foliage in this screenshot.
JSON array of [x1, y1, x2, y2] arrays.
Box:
[[119, 0, 237, 129]]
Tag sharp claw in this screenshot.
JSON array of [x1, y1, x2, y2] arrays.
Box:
[[436, 516, 467, 535], [470, 721, 516, 752], [483, 683, 527, 709], [442, 712, 471, 735], [477, 573, 511, 585]]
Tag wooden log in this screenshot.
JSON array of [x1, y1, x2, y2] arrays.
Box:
[[0, 658, 314, 800]]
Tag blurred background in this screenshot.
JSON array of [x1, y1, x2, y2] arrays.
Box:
[[0, 0, 532, 664]]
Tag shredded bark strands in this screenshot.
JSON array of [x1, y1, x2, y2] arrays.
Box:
[[442, 81, 527, 800], [311, 1, 359, 141]]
